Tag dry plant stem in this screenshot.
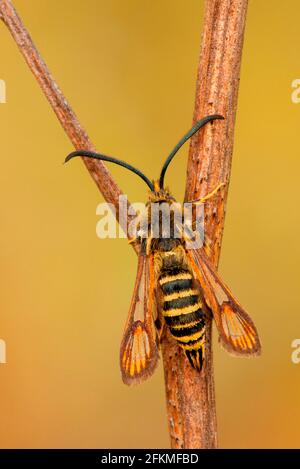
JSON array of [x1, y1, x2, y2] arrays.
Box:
[[162, 0, 248, 449], [0, 0, 248, 450], [0, 0, 135, 239]]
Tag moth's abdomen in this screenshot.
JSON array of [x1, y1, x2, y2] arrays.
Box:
[[159, 269, 205, 371]]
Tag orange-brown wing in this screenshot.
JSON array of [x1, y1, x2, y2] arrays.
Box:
[[187, 248, 261, 357], [120, 253, 159, 385]]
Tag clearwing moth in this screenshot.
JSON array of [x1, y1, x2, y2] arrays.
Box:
[[65, 115, 261, 385]]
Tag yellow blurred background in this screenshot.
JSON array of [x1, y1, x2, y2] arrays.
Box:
[[0, 0, 300, 448]]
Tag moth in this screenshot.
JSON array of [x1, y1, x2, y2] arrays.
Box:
[[65, 115, 261, 385]]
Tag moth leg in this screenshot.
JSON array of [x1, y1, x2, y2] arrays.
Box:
[[146, 236, 153, 255], [155, 319, 166, 344], [154, 308, 167, 344], [189, 182, 226, 205]]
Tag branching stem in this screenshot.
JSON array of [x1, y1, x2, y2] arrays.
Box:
[[0, 0, 248, 449]]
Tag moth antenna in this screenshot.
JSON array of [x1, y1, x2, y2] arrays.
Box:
[[65, 150, 155, 192], [159, 114, 224, 189]]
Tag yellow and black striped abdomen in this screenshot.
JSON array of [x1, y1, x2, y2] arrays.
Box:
[[159, 269, 205, 371]]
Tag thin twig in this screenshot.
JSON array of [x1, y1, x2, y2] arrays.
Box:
[[162, 0, 248, 449], [0, 0, 135, 239], [0, 0, 248, 449]]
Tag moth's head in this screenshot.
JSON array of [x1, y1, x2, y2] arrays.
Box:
[[64, 115, 224, 199], [147, 180, 174, 204]]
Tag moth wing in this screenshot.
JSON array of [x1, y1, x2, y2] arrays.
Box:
[[187, 248, 261, 357], [120, 253, 159, 385]]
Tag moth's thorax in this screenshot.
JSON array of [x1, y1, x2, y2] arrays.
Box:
[[138, 201, 184, 256], [136, 185, 184, 256], [147, 183, 175, 204], [153, 244, 189, 277]]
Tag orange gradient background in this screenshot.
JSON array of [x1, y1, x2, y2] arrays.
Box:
[[0, 0, 300, 448]]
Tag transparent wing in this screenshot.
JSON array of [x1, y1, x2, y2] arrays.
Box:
[[120, 253, 159, 385], [187, 248, 261, 356]]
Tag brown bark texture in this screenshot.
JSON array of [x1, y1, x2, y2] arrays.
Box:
[[0, 0, 131, 235], [162, 0, 248, 449]]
